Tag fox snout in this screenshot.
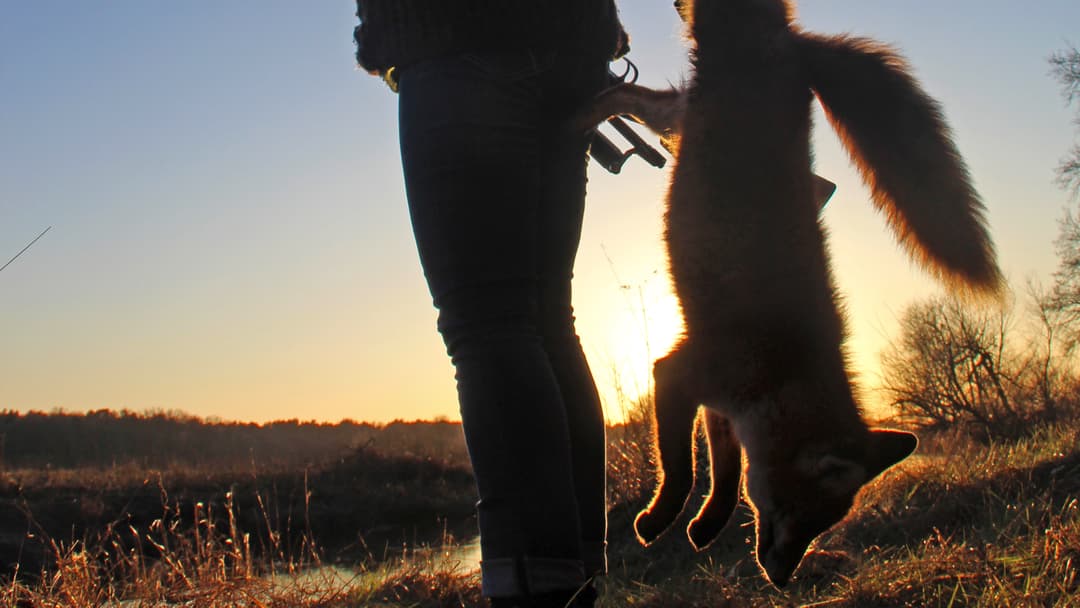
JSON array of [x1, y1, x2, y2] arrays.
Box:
[[755, 518, 825, 588], [758, 548, 801, 589]]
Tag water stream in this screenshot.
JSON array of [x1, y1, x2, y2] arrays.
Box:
[[104, 539, 482, 605], [269, 536, 482, 594]]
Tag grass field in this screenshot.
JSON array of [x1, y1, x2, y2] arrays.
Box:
[[2, 408, 1078, 607]]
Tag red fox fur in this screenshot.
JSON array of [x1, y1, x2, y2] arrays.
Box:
[[578, 0, 1001, 587]]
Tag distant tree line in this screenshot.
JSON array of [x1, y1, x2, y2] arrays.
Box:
[[0, 409, 468, 471]]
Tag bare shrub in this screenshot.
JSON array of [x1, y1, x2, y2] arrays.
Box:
[[881, 296, 1023, 433], [879, 291, 1080, 437]]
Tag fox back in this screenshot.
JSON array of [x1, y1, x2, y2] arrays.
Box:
[[666, 0, 846, 404]]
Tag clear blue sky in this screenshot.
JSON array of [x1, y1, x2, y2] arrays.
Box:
[[2, 2, 1078, 423]]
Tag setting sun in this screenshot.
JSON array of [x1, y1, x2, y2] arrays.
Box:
[[596, 278, 684, 421]]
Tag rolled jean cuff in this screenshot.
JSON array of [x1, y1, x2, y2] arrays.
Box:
[[582, 540, 607, 576], [480, 557, 586, 598]]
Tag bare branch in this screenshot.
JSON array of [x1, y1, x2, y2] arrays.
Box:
[[1050, 47, 1080, 195]]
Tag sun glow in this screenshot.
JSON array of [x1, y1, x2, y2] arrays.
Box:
[[596, 278, 685, 422]]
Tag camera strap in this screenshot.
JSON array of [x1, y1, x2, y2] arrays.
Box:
[[588, 58, 668, 174]]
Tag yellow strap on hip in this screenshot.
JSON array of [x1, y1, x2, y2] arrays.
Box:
[[382, 66, 399, 93]]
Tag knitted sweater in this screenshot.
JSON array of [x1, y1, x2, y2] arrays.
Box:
[[354, 0, 625, 73]]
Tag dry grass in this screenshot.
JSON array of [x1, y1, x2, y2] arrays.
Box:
[[592, 415, 1080, 607], [828, 421, 1080, 607], [2, 414, 1078, 607], [1, 479, 482, 608], [3, 489, 325, 607]]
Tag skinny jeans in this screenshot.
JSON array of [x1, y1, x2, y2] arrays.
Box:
[[396, 49, 609, 598]]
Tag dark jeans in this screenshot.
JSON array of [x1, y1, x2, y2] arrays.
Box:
[[397, 49, 609, 598]]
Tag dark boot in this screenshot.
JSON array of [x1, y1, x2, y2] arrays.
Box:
[[489, 583, 598, 608]]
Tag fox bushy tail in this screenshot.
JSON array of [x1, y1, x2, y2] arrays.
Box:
[[799, 33, 1003, 295]]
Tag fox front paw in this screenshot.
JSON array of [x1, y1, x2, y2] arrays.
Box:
[[633, 509, 670, 546], [686, 494, 739, 551], [686, 516, 724, 551]]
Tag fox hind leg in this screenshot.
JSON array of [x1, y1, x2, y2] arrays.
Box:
[[687, 408, 742, 550], [573, 82, 684, 138], [635, 348, 700, 546]]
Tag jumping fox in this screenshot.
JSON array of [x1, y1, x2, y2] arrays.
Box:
[[578, 0, 1002, 587]]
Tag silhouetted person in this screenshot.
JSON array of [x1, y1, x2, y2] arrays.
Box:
[[354, 2, 626, 606]]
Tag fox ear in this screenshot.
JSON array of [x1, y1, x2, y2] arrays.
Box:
[[866, 429, 918, 480]]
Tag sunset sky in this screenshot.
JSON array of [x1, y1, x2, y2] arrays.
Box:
[[2, 1, 1078, 424]]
